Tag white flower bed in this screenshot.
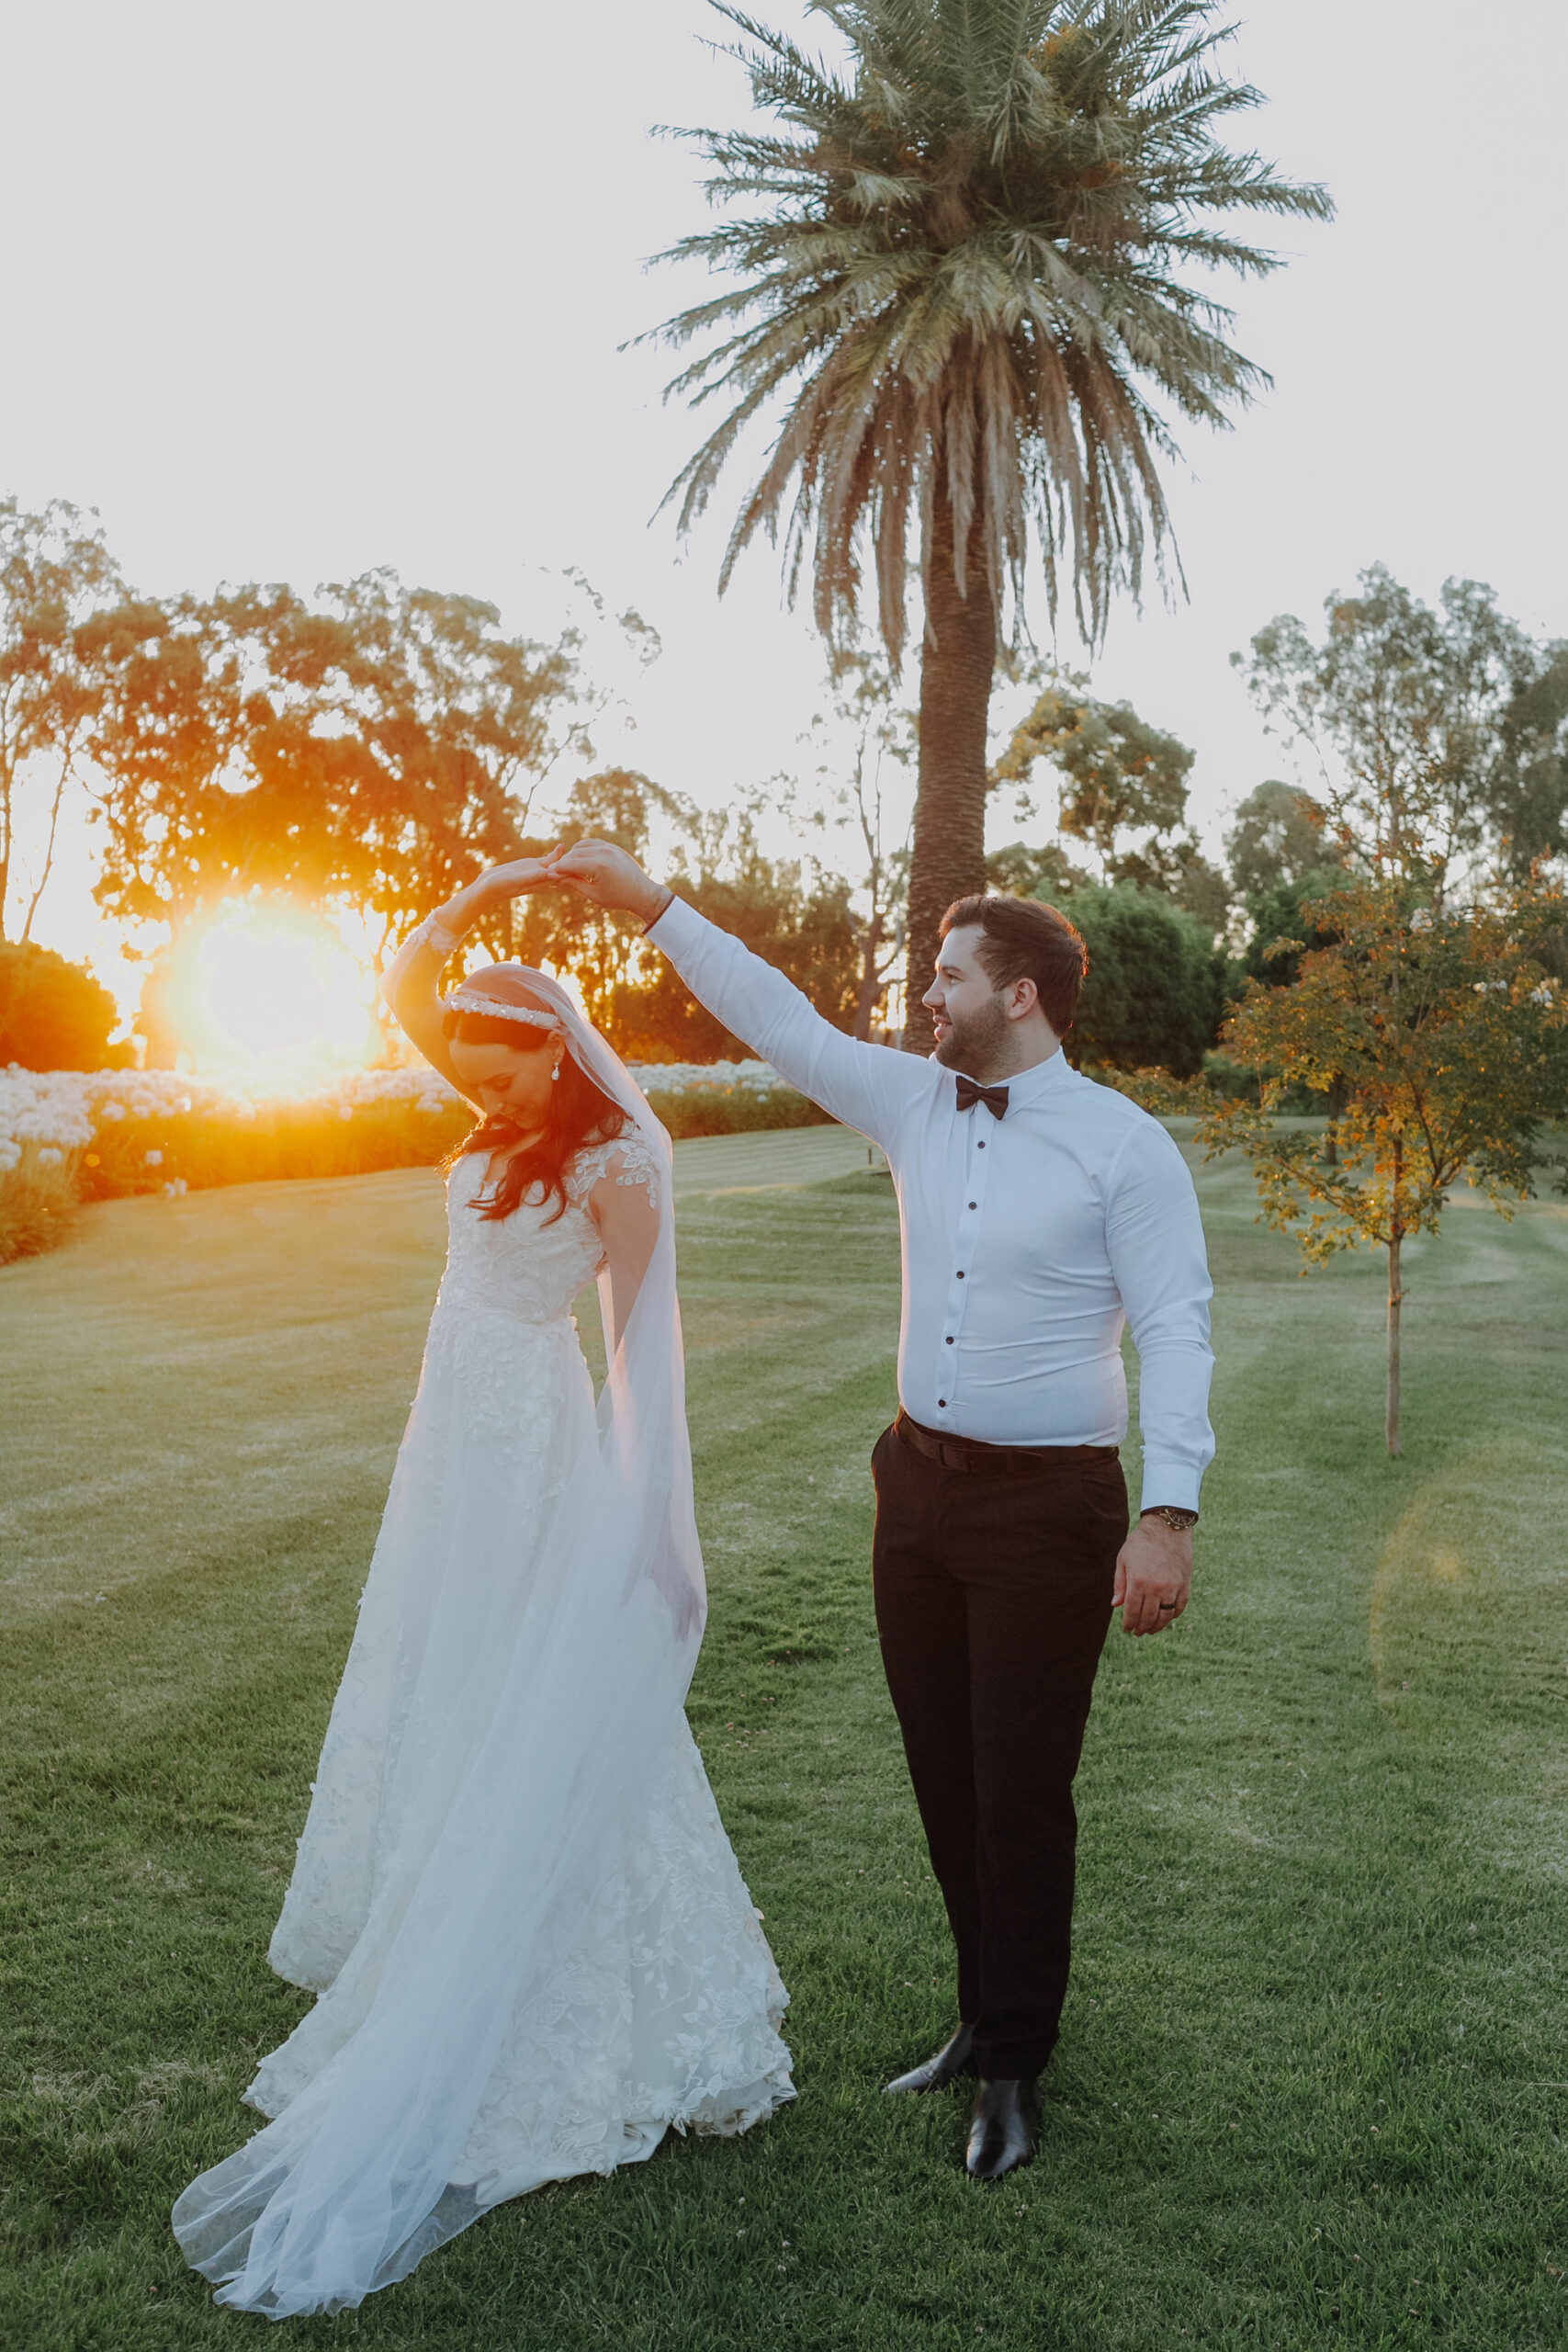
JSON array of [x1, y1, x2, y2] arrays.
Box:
[[0, 1065, 468, 1153], [1, 1070, 99, 1151], [1, 1059, 793, 1159], [628, 1060, 790, 1095]]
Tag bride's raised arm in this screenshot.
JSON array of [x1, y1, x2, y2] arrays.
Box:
[[380, 859, 558, 1099]]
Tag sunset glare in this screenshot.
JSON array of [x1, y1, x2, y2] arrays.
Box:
[[175, 906, 378, 1076]]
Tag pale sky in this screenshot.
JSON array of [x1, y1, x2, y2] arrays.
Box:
[[4, 0, 1566, 1012]]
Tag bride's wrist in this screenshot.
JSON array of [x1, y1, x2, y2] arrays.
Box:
[[412, 900, 473, 956]]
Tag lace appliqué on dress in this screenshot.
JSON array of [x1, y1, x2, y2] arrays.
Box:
[[564, 1132, 663, 1216]]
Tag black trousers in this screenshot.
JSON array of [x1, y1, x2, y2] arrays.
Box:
[[871, 1420, 1127, 2081]]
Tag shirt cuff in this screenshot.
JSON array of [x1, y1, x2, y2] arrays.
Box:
[[643, 891, 688, 944], [1138, 1460, 1203, 1516]]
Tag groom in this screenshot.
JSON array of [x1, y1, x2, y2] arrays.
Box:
[[551, 842, 1215, 2180]]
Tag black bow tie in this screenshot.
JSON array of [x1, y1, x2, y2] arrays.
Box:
[[955, 1075, 1010, 1120]]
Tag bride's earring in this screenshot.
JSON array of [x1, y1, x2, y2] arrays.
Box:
[[551, 1056, 562, 1082]]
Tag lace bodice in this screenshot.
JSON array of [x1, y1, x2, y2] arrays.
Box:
[[434, 1135, 662, 1329]]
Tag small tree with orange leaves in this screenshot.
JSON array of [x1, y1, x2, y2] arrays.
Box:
[[1197, 873, 1568, 1454]]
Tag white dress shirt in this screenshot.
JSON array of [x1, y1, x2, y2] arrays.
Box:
[[649, 899, 1216, 1513]]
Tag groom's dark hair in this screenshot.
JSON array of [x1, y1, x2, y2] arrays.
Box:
[[941, 895, 1089, 1036]]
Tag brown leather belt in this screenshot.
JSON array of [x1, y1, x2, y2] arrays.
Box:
[[894, 1410, 1118, 1477]]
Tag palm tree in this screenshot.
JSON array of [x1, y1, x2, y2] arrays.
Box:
[[649, 0, 1332, 1035]]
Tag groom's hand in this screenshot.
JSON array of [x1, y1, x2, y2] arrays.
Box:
[[1113, 1516, 1192, 1636], [548, 839, 672, 927]]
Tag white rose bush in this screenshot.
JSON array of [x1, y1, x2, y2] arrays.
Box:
[[0, 1057, 827, 1262]]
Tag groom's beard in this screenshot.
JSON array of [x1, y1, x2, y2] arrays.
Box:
[[931, 992, 1010, 1078]]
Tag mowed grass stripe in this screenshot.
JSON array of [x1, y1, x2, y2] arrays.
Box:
[[2, 1137, 1565, 2348]]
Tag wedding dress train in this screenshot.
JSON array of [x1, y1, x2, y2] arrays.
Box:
[[174, 1004, 793, 2317]]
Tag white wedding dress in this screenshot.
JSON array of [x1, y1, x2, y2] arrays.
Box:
[[175, 991, 793, 2318]]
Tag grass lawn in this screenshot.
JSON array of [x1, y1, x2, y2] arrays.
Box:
[[3, 1125, 1566, 2350]]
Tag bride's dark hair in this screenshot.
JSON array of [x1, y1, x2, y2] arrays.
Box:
[[442, 998, 629, 1226]]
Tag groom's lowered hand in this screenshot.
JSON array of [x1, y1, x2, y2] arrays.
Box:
[[548, 840, 673, 928], [1112, 1516, 1192, 1636]]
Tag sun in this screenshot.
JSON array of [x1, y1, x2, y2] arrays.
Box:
[[171, 903, 378, 1076]]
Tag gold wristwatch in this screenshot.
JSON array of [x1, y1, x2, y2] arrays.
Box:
[[1142, 1506, 1198, 1532]]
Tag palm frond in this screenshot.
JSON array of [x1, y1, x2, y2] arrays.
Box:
[[651, 0, 1333, 656]]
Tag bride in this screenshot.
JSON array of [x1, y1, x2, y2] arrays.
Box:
[[174, 858, 794, 2317]]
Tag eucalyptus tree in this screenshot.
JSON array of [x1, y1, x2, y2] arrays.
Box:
[[804, 649, 916, 1036], [993, 672, 1202, 889], [651, 0, 1331, 1026], [1224, 777, 1337, 903], [1236, 568, 1542, 904], [1491, 641, 1568, 876], [81, 576, 582, 969], [0, 498, 121, 941]]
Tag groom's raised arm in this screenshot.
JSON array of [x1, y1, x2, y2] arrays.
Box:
[[549, 840, 929, 1147]]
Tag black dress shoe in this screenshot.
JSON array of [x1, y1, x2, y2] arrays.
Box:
[[965, 2076, 1039, 2179], [884, 2023, 976, 2095]]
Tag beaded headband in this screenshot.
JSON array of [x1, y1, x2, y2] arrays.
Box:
[[445, 984, 562, 1033]]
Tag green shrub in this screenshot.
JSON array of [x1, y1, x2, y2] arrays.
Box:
[[0, 943, 128, 1071], [641, 1083, 834, 1140], [1201, 1050, 1262, 1104], [1055, 884, 1226, 1078]]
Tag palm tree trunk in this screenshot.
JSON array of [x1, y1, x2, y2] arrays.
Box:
[[1386, 1134, 1404, 1457], [902, 469, 995, 1049]]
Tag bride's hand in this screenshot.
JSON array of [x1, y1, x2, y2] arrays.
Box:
[[547, 841, 671, 926], [472, 854, 561, 904], [660, 1570, 705, 1646]]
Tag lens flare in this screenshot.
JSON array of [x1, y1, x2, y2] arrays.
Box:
[[167, 903, 378, 1080]]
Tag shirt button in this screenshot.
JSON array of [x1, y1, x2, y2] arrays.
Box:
[[977, 1140, 986, 1149], [937, 1398, 947, 1408], [968, 1201, 976, 1209], [956, 1271, 964, 1279], [945, 1335, 954, 1344]]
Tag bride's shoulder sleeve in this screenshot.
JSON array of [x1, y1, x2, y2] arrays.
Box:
[[570, 1132, 664, 1214]]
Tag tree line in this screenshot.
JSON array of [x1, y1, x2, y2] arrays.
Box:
[[4, 495, 1566, 1084], [0, 497, 870, 1062]]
